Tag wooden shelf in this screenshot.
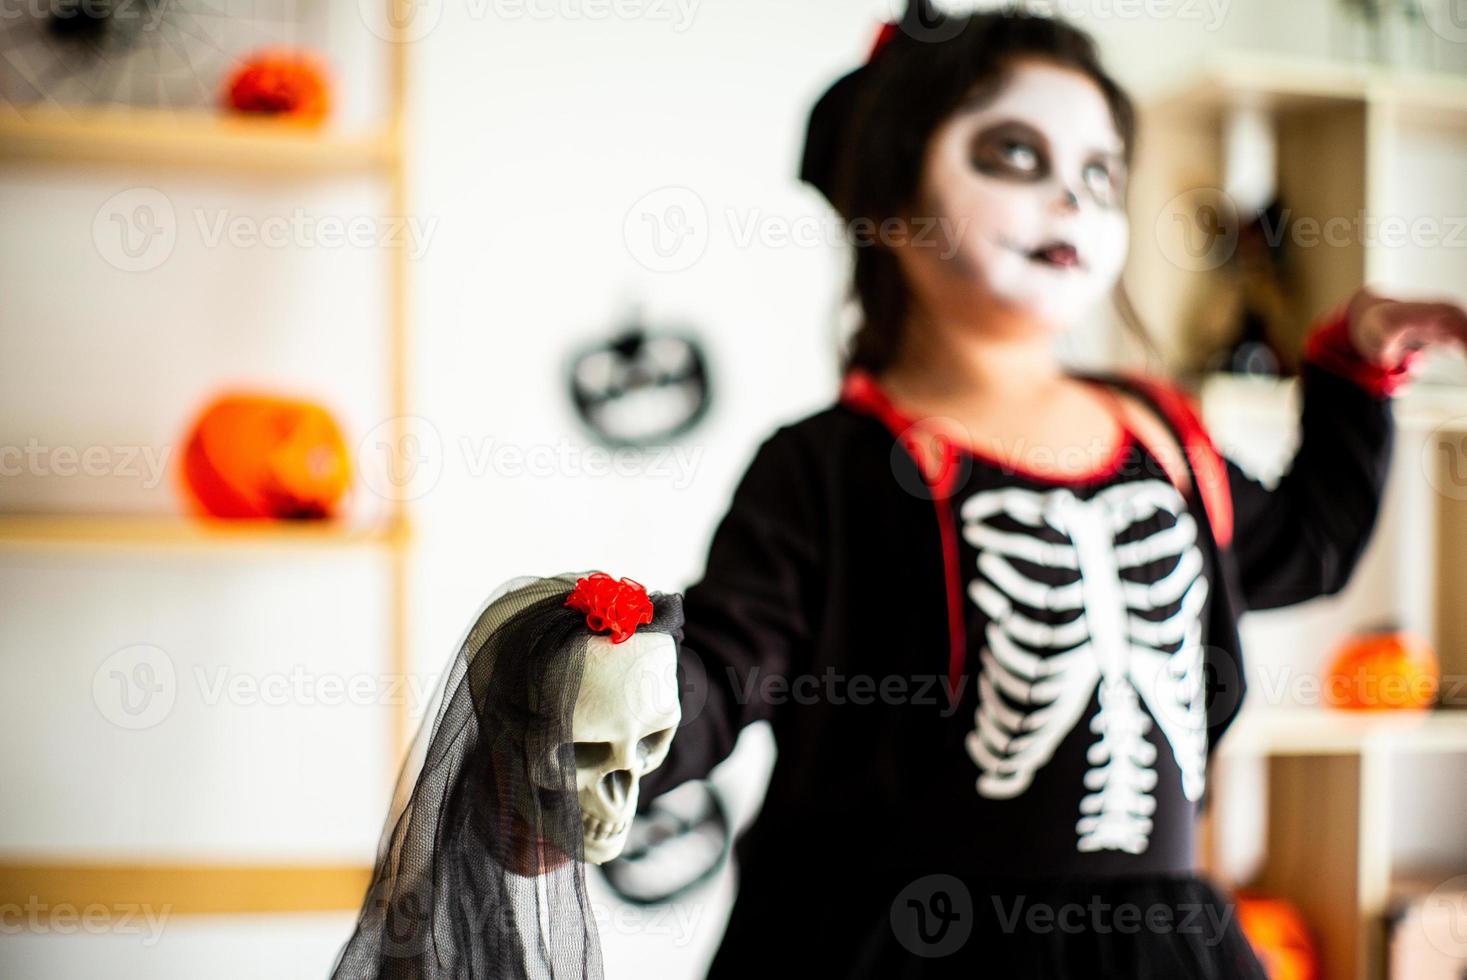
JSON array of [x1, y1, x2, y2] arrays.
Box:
[[1145, 51, 1467, 127], [0, 106, 400, 176], [1200, 372, 1467, 433], [0, 861, 373, 915], [0, 514, 410, 553], [1220, 707, 1467, 757]]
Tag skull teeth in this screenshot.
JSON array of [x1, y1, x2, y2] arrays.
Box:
[[581, 813, 629, 841]]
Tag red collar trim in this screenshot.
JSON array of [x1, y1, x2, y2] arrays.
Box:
[[839, 367, 912, 431], [839, 369, 964, 496], [839, 368, 1138, 490]]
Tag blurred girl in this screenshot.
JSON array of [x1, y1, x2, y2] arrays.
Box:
[[637, 6, 1467, 977]]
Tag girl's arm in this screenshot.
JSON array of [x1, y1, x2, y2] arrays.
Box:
[[1225, 296, 1425, 611], [636, 426, 821, 812]]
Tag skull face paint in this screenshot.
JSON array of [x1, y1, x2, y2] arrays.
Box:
[[914, 58, 1130, 330], [571, 630, 681, 864]]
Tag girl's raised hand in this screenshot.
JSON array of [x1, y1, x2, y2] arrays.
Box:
[[1346, 286, 1467, 371]]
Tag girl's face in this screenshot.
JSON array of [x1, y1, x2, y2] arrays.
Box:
[[902, 58, 1130, 332]]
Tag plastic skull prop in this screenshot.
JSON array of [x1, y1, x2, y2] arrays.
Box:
[[572, 630, 681, 864]]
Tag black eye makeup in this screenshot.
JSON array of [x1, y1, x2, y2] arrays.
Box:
[[969, 121, 1048, 181], [967, 118, 1128, 208]]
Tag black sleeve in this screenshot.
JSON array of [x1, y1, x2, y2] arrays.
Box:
[[637, 426, 822, 813], [1226, 360, 1395, 611]]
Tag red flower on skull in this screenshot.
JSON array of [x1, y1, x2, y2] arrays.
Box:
[[564, 573, 654, 644]]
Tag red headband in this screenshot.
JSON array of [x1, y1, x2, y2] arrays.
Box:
[[565, 572, 654, 644]]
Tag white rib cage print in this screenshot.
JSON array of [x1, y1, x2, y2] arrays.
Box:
[[960, 479, 1208, 855]]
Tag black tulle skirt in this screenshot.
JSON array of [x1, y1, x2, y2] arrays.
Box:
[[705, 867, 1268, 980]]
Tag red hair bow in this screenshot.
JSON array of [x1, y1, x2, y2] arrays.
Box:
[[565, 573, 654, 644]]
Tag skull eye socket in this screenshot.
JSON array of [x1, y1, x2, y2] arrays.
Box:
[[637, 728, 674, 764], [574, 742, 612, 768]]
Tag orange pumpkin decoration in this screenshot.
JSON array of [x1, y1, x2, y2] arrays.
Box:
[[223, 49, 331, 125], [1236, 893, 1320, 980], [1324, 625, 1439, 712], [181, 394, 350, 520]]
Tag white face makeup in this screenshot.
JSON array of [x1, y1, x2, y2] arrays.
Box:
[[915, 58, 1130, 330]]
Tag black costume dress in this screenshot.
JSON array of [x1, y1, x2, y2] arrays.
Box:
[[635, 305, 1400, 978]]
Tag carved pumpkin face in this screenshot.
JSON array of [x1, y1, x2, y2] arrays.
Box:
[[1236, 893, 1319, 980], [1324, 628, 1439, 711], [569, 329, 710, 447], [181, 393, 351, 520], [224, 48, 331, 124]]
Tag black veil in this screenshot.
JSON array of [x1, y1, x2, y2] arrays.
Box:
[[330, 572, 685, 980]]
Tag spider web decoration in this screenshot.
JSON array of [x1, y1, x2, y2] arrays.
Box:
[[0, 0, 316, 113], [961, 478, 1210, 855]]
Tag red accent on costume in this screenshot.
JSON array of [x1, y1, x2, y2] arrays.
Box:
[[839, 371, 969, 705], [868, 21, 900, 62], [1302, 301, 1423, 398], [565, 572, 654, 644], [1117, 373, 1235, 551]]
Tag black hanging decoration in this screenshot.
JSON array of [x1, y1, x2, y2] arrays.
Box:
[[568, 310, 712, 447]]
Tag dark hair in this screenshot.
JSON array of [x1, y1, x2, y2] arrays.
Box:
[[809, 6, 1157, 374]]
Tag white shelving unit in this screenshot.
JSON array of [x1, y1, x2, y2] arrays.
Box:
[[0, 5, 415, 919], [1129, 51, 1467, 980]]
